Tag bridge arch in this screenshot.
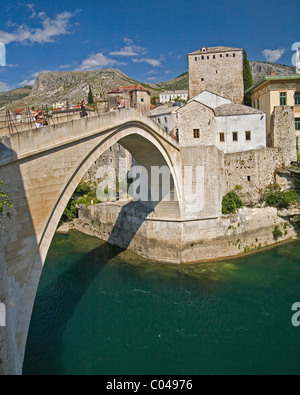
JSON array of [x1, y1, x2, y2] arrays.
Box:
[[0, 109, 182, 373]]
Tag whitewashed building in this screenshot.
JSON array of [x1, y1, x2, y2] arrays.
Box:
[[176, 91, 266, 153], [159, 90, 188, 103]]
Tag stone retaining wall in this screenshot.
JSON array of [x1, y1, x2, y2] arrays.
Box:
[[73, 202, 297, 264]]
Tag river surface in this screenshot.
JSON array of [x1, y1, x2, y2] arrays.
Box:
[[23, 230, 300, 375]]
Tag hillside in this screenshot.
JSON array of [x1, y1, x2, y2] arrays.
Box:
[[0, 86, 32, 108], [1, 60, 297, 109], [250, 61, 295, 83]]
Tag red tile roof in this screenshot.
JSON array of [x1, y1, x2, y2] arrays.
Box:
[[14, 108, 25, 114], [108, 84, 147, 94]]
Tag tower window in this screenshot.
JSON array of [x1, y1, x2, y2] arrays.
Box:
[[219, 133, 225, 142], [193, 129, 200, 138], [201, 78, 204, 81], [247, 176, 251, 182]]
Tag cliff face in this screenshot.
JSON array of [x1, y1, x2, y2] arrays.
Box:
[[29, 69, 139, 106], [250, 61, 295, 83]]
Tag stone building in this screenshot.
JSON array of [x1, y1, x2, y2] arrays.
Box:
[[150, 102, 182, 136], [159, 90, 188, 103], [176, 91, 266, 153], [188, 46, 244, 104], [245, 74, 300, 146], [107, 84, 150, 114]]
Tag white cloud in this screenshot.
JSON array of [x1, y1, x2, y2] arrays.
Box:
[[0, 81, 11, 92], [59, 62, 78, 70], [26, 4, 37, 19], [75, 52, 124, 71], [144, 70, 159, 76], [0, 10, 78, 45], [262, 48, 286, 62], [17, 71, 49, 86], [132, 58, 162, 67], [109, 38, 147, 57], [145, 76, 159, 82]]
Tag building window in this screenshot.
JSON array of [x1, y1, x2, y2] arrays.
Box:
[[233, 53, 236, 57], [226, 54, 229, 57], [216, 70, 218, 74], [232, 132, 238, 142], [220, 54, 223, 58], [245, 131, 251, 141], [253, 101, 256, 108], [219, 133, 225, 142], [296, 118, 300, 131], [195, 57, 197, 61], [257, 99, 260, 109], [207, 56, 209, 59], [280, 92, 287, 106], [247, 176, 251, 182], [165, 127, 168, 133], [193, 129, 200, 138], [201, 55, 205, 60], [141, 98, 144, 102], [213, 55, 216, 59], [295, 92, 300, 105], [201, 78, 204, 81], [164, 117, 167, 123]]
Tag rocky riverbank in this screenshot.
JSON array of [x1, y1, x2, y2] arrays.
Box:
[[60, 201, 299, 264]]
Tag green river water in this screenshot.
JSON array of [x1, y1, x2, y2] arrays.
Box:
[[23, 230, 300, 375]]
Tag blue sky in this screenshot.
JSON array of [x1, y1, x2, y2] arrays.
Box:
[[0, 0, 299, 92]]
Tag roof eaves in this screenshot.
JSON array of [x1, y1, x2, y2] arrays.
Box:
[[245, 74, 300, 94]]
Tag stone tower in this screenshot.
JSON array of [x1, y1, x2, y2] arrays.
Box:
[[296, 47, 300, 75], [188, 46, 244, 104]]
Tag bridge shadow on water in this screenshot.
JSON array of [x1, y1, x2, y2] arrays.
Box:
[[23, 199, 157, 375], [23, 240, 124, 375]]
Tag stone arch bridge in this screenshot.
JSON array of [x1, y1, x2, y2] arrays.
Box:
[[0, 108, 223, 374]]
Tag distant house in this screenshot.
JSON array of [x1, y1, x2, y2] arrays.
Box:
[[52, 104, 94, 117], [159, 90, 188, 103], [176, 91, 266, 153], [14, 108, 36, 124], [150, 102, 183, 136], [107, 84, 150, 114], [245, 74, 300, 146]]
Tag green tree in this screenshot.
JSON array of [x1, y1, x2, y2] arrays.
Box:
[[222, 191, 243, 215], [243, 49, 253, 107], [0, 180, 13, 219], [87, 85, 94, 105]]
